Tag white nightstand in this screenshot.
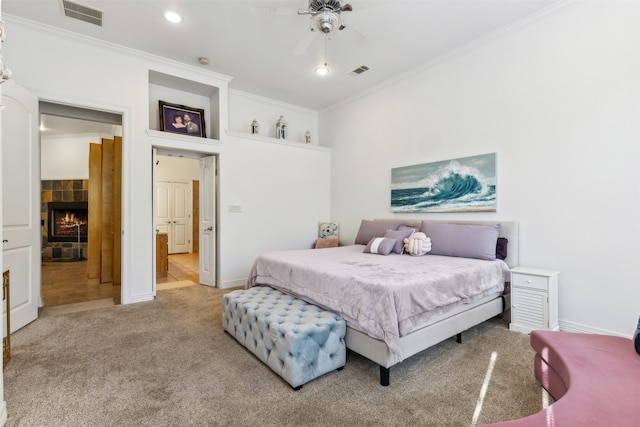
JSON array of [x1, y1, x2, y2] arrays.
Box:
[[509, 267, 559, 334]]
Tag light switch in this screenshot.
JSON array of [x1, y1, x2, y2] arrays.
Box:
[[228, 204, 242, 213]]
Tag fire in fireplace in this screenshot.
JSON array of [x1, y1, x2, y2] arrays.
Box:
[[47, 202, 88, 242]]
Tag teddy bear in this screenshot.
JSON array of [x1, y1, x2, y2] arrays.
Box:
[[318, 222, 339, 239], [404, 232, 432, 256]]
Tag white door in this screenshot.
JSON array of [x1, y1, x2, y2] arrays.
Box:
[[199, 156, 215, 287], [155, 181, 170, 235], [156, 180, 191, 254], [2, 80, 40, 332], [171, 183, 190, 253]]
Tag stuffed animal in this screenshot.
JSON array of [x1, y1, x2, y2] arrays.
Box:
[[404, 232, 432, 256], [318, 222, 339, 239]]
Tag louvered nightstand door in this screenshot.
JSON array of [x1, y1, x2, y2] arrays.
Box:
[[509, 267, 559, 334]]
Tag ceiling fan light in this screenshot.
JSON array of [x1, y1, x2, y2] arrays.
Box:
[[315, 64, 330, 76]]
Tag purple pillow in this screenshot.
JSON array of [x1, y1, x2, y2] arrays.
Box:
[[384, 228, 415, 254], [354, 220, 402, 245], [496, 237, 508, 260], [364, 237, 397, 255], [635, 316, 640, 355], [420, 222, 500, 260]]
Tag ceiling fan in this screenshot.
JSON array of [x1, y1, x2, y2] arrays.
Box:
[[298, 0, 353, 34], [294, 0, 355, 55]]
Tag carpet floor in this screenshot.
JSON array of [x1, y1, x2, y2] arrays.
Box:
[[4, 285, 545, 426]]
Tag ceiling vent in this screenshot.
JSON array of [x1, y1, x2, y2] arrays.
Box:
[[62, 0, 103, 27], [348, 65, 370, 76]]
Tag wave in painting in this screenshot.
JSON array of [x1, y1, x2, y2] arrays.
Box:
[[391, 160, 496, 212]]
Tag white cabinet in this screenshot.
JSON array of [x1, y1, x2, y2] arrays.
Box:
[[509, 267, 559, 334]]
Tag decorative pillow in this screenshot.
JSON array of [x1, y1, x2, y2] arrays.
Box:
[[314, 238, 340, 249], [635, 316, 640, 355], [384, 228, 415, 254], [496, 237, 508, 260], [354, 220, 402, 245], [404, 232, 432, 256], [364, 237, 397, 255], [420, 222, 501, 260], [318, 222, 339, 239]]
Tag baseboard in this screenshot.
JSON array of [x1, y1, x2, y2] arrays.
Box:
[[0, 400, 7, 426], [218, 278, 246, 289], [559, 320, 631, 338]]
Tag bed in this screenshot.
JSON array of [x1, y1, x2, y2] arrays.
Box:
[[247, 219, 518, 386]]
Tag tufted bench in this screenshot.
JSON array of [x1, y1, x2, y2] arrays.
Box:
[[222, 286, 346, 390]]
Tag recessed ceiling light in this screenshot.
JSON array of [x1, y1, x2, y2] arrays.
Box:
[[164, 11, 181, 23]]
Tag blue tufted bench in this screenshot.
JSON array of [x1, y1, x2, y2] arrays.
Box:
[[222, 286, 346, 390]]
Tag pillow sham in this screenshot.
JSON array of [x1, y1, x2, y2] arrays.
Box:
[[354, 220, 402, 245], [314, 238, 340, 249], [364, 237, 397, 255], [420, 222, 500, 261], [384, 228, 415, 254], [496, 237, 508, 260]]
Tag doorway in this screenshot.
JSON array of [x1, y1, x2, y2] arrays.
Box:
[[39, 106, 123, 307], [153, 151, 216, 290]]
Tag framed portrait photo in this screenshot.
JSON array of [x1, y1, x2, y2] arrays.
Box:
[[159, 101, 207, 138]]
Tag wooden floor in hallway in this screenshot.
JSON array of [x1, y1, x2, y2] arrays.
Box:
[[41, 252, 199, 307]]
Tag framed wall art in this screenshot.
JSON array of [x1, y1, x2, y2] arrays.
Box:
[[391, 153, 497, 213], [159, 101, 206, 138]]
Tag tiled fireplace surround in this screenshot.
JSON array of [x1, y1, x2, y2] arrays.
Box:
[[41, 179, 88, 260]]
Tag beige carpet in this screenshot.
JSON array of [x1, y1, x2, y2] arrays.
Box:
[[156, 280, 197, 291], [42, 298, 115, 316], [4, 285, 545, 426]]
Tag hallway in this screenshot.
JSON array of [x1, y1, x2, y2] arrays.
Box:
[[41, 252, 199, 307]]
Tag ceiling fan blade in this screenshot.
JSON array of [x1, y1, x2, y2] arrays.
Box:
[[293, 30, 316, 55], [342, 18, 368, 48]]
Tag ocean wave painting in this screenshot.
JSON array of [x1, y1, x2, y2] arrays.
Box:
[[391, 153, 496, 213]]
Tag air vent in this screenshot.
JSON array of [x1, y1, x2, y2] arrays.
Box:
[[348, 65, 370, 76], [62, 0, 103, 26]]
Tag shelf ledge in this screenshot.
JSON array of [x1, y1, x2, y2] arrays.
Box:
[[146, 129, 221, 145], [226, 130, 330, 152]]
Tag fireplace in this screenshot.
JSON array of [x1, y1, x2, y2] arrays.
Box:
[[47, 202, 88, 243]]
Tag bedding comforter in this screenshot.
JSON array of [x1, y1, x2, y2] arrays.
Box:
[[247, 245, 508, 360]]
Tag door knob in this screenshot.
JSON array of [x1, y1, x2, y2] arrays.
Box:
[[205, 227, 213, 232]]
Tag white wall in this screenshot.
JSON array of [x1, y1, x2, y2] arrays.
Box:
[[41, 134, 102, 180], [321, 1, 640, 337], [4, 16, 328, 299], [229, 89, 320, 143], [155, 155, 199, 181]]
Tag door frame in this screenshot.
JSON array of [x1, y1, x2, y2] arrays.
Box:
[[152, 148, 218, 290], [36, 94, 127, 304]]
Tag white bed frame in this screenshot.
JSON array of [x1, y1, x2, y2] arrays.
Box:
[[345, 220, 519, 386]]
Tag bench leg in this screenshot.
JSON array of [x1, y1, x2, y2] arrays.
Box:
[[380, 366, 390, 386]]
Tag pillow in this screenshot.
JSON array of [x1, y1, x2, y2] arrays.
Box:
[[635, 316, 640, 355], [384, 228, 415, 254], [354, 220, 402, 245], [318, 222, 339, 239], [420, 222, 500, 260], [314, 238, 339, 249], [496, 237, 508, 260], [364, 237, 397, 255]]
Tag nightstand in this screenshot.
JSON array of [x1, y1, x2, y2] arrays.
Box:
[[509, 267, 559, 334]]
